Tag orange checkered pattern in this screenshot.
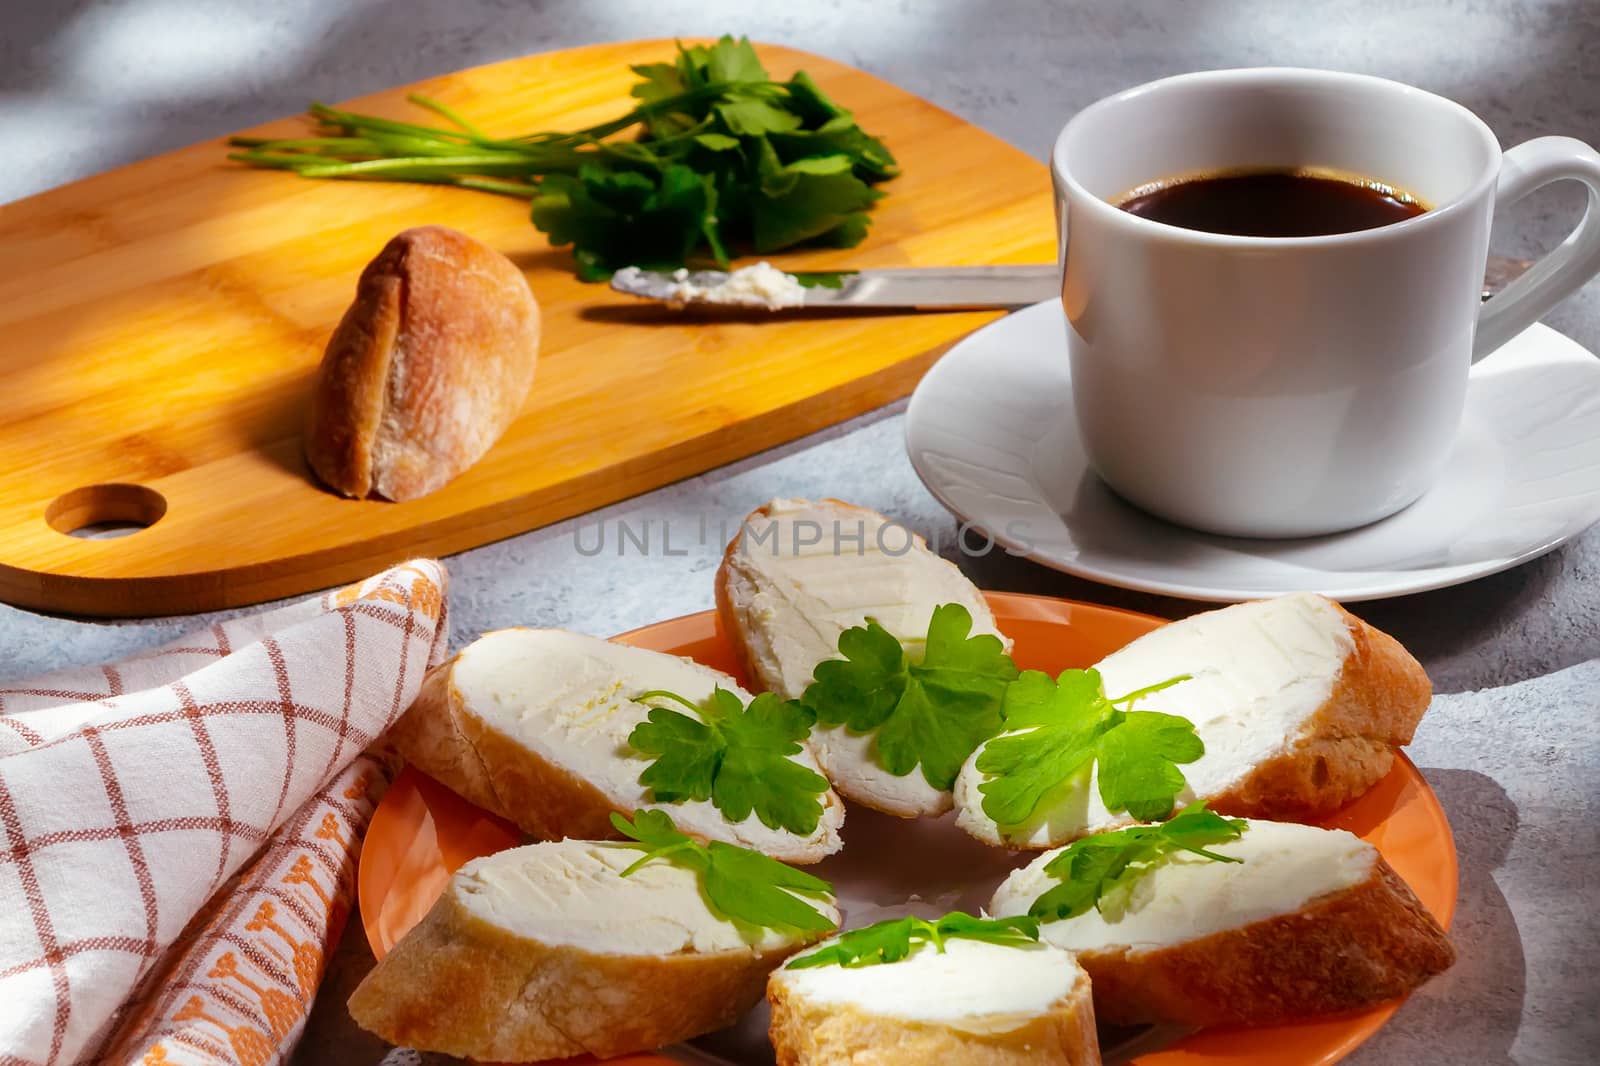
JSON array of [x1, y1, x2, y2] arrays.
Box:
[[0, 560, 448, 1065]]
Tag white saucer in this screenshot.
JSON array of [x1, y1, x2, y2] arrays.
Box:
[[905, 301, 1600, 602]]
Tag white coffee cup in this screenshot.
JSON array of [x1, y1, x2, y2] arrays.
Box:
[[1052, 68, 1600, 538]]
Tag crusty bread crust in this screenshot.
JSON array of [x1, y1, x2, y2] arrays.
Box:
[[306, 225, 540, 501], [349, 881, 803, 1060], [303, 267, 400, 498], [387, 650, 625, 843], [1074, 858, 1454, 1027], [1207, 604, 1432, 820], [767, 966, 1101, 1066], [713, 497, 864, 697], [715, 539, 764, 699]]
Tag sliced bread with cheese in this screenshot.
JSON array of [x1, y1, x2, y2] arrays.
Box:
[[768, 936, 1100, 1066], [955, 593, 1431, 848], [349, 838, 838, 1059], [387, 627, 845, 863], [988, 819, 1454, 1027], [717, 497, 1009, 818]]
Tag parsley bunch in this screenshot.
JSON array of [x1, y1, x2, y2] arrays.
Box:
[[977, 668, 1202, 830], [786, 911, 1040, 970], [611, 810, 837, 936], [800, 604, 1020, 791], [627, 687, 831, 835], [1027, 803, 1247, 921], [228, 36, 898, 280]]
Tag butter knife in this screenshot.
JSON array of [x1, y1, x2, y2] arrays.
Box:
[[610, 258, 1531, 311], [610, 264, 1061, 310]]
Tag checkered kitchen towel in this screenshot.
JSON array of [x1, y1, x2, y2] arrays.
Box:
[[0, 560, 448, 1065]]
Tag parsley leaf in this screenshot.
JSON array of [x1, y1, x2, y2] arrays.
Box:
[[1027, 803, 1248, 921], [627, 688, 831, 836], [532, 163, 719, 282], [718, 96, 805, 137], [1098, 710, 1205, 820], [610, 810, 837, 936], [771, 74, 900, 182], [792, 270, 857, 289], [976, 669, 1200, 829], [801, 603, 1020, 791], [749, 143, 884, 251], [786, 911, 1040, 970], [702, 36, 770, 83]]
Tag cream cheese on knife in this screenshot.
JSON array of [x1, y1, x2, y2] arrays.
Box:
[[611, 261, 808, 309]]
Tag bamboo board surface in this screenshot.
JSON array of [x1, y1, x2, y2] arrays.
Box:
[[0, 39, 1055, 617]]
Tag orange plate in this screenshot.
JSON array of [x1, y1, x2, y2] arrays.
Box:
[[359, 591, 1458, 1066]]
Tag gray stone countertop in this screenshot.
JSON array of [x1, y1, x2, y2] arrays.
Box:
[[4, 2, 1597, 1064]]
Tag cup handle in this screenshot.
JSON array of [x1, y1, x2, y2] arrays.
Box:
[[1474, 136, 1600, 362]]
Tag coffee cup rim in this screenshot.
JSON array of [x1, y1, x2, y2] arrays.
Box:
[[1051, 67, 1503, 248]]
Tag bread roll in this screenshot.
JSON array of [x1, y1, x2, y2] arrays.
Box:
[[305, 224, 539, 501], [717, 498, 1009, 818], [988, 819, 1454, 1027], [388, 627, 845, 863], [349, 839, 837, 1059], [768, 937, 1100, 1065], [955, 593, 1431, 848]]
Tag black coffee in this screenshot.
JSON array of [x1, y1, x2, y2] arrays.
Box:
[[1117, 169, 1426, 237]]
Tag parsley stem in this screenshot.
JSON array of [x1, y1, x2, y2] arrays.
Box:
[[307, 102, 479, 143], [293, 155, 549, 177], [226, 150, 331, 168], [446, 176, 542, 197], [1109, 673, 1192, 708], [342, 172, 541, 197], [228, 136, 376, 152], [406, 92, 492, 140], [619, 840, 700, 876], [1174, 843, 1245, 863], [635, 689, 706, 716]]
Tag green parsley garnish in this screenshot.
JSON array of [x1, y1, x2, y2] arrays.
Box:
[[1027, 803, 1248, 921], [800, 603, 1020, 791], [976, 668, 1201, 829], [228, 36, 897, 281], [627, 687, 831, 835], [792, 270, 857, 289], [610, 809, 837, 936], [786, 911, 1040, 970]]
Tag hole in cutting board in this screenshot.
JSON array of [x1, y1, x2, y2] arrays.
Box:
[[46, 484, 167, 539]]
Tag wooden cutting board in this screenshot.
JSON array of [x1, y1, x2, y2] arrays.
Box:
[[0, 39, 1055, 617]]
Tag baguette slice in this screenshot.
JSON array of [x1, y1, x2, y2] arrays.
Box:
[[306, 225, 540, 502], [349, 839, 837, 1060], [988, 819, 1454, 1027], [955, 593, 1430, 848], [769, 937, 1100, 1066], [717, 498, 1010, 818], [388, 627, 845, 863]]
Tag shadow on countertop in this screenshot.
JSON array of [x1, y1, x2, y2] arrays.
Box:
[[1345, 767, 1525, 1065]]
